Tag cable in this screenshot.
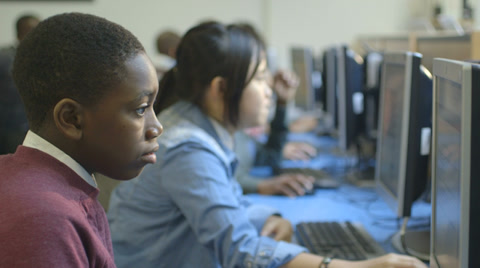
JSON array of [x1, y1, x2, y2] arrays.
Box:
[[400, 217, 410, 254]]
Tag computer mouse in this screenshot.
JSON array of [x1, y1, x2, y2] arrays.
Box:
[[303, 187, 316, 195], [314, 177, 341, 189]]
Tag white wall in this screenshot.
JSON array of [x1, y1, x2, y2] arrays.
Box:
[[265, 0, 412, 69], [0, 0, 475, 70], [0, 0, 265, 66]]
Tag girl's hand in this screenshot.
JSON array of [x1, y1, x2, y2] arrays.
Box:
[[261, 215, 293, 242]]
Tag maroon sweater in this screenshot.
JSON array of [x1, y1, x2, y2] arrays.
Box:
[[0, 146, 116, 268]]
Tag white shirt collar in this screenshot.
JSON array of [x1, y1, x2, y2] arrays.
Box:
[[22, 130, 97, 188], [208, 118, 234, 150]]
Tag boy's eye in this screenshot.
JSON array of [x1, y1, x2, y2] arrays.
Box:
[[136, 106, 148, 116]]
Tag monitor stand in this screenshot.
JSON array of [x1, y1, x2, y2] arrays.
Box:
[[345, 163, 376, 188], [345, 138, 376, 187], [391, 230, 430, 261]]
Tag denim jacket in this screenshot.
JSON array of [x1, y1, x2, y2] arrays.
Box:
[[108, 101, 306, 268]]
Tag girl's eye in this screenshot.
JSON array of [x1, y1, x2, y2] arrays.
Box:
[[255, 70, 269, 81], [255, 74, 267, 81], [136, 106, 148, 116]]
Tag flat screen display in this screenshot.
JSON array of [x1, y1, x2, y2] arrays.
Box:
[[432, 76, 462, 267], [378, 63, 406, 197]]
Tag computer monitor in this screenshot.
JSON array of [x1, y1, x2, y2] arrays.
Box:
[[336, 45, 365, 151], [363, 51, 383, 141], [430, 58, 480, 268], [319, 51, 328, 112], [343, 51, 383, 187], [375, 51, 432, 260], [290, 47, 316, 111], [321, 47, 338, 126]]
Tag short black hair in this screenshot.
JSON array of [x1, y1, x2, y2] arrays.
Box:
[[156, 30, 181, 57], [15, 14, 40, 40], [155, 21, 263, 125], [13, 12, 145, 131]]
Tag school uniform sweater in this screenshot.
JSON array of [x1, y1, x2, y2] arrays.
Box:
[[0, 146, 115, 268]]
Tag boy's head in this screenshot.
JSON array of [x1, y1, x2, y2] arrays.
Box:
[[13, 12, 162, 180], [15, 14, 40, 42], [156, 30, 181, 59]]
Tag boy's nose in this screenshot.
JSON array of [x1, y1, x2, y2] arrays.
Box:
[[147, 117, 163, 140]]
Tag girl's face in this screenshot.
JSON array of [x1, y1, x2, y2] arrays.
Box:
[[237, 56, 272, 129]]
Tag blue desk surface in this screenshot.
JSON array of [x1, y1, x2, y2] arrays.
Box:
[[246, 133, 432, 254], [245, 184, 431, 253]]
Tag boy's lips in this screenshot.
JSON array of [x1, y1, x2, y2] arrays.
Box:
[[141, 146, 158, 164]]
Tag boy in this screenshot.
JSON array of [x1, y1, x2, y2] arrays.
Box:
[[0, 12, 162, 267]]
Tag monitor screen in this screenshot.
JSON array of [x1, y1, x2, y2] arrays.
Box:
[[377, 63, 405, 196], [432, 69, 462, 268], [291, 47, 315, 111], [430, 58, 480, 268]]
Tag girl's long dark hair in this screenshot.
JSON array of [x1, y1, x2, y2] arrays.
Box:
[[154, 21, 263, 126]]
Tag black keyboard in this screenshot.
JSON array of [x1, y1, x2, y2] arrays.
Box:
[[295, 221, 385, 260]]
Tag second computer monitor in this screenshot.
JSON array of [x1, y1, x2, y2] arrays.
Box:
[[375, 51, 432, 218], [430, 58, 480, 268], [336, 45, 365, 151], [322, 47, 338, 127], [363, 51, 383, 140], [375, 51, 433, 260], [291, 47, 316, 111]]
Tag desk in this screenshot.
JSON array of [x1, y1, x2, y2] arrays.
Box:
[[246, 133, 431, 254], [245, 185, 431, 254]]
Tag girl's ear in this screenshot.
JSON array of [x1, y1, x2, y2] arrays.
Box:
[[52, 98, 84, 140], [204, 76, 227, 122], [209, 76, 226, 98]]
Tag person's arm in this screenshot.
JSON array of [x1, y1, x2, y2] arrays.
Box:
[[236, 172, 262, 194], [282, 142, 317, 161], [235, 128, 315, 197], [284, 253, 429, 268], [161, 144, 306, 267], [254, 103, 288, 170]]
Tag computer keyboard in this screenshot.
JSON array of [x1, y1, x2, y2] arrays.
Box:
[[279, 168, 341, 189], [295, 221, 386, 260]]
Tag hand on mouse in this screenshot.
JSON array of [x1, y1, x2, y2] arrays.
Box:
[[257, 173, 315, 197], [282, 142, 317, 161]]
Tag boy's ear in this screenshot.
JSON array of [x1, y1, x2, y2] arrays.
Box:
[[52, 98, 84, 140]]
